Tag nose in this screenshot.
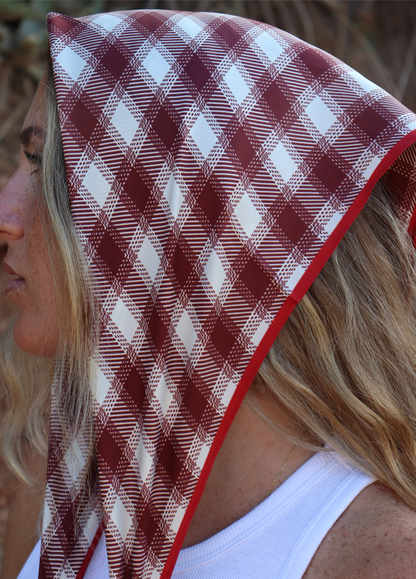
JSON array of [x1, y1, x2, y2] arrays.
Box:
[[0, 172, 24, 242]]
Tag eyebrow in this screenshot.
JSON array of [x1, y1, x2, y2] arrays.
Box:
[[19, 125, 44, 147]]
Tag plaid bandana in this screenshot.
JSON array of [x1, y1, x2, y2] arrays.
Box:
[[43, 9, 416, 579]]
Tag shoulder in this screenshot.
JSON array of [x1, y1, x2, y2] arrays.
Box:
[[303, 481, 416, 579]]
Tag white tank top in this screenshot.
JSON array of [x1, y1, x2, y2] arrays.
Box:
[[18, 450, 373, 579]]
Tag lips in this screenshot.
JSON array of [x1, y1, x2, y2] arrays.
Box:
[[3, 262, 25, 297], [5, 278, 25, 295], [3, 262, 22, 277]]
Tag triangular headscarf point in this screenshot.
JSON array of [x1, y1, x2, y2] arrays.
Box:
[[44, 9, 416, 579]]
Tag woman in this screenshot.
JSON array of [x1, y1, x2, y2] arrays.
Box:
[[1, 8, 416, 579]]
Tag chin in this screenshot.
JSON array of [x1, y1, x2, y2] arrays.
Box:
[[13, 319, 59, 358]]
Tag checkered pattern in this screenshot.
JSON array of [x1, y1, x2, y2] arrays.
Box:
[[43, 9, 416, 579]]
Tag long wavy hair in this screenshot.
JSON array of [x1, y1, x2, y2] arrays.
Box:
[[2, 69, 416, 513], [249, 181, 416, 507]]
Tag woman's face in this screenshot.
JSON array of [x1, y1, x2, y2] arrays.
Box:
[[0, 79, 60, 357]]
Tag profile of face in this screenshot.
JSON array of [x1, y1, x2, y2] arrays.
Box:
[[0, 79, 60, 357]]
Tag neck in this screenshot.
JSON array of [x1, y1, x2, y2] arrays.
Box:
[[182, 399, 318, 548]]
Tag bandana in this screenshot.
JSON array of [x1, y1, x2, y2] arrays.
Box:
[[44, 9, 416, 579]]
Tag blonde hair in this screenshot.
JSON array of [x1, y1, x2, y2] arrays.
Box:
[[0, 68, 97, 483], [250, 182, 416, 507]]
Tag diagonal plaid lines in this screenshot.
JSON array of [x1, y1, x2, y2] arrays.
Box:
[[43, 9, 416, 579]]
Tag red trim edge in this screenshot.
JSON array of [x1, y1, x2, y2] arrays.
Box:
[[76, 524, 104, 579], [409, 203, 416, 246]]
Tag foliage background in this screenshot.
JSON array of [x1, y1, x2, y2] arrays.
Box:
[[0, 0, 415, 568]]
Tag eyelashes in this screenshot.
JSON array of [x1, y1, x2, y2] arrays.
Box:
[[24, 150, 42, 175]]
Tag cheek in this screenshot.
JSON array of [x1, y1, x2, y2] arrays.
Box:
[[28, 203, 57, 305], [14, 209, 61, 357], [13, 305, 60, 357]]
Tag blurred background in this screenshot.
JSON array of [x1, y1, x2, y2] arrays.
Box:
[[0, 0, 415, 568]]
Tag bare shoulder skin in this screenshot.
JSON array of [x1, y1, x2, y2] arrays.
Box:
[[304, 481, 416, 579]]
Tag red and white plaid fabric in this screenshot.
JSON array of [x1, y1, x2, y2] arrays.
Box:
[[43, 9, 416, 579]]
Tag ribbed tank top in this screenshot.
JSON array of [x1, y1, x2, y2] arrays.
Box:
[[18, 450, 373, 579]]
